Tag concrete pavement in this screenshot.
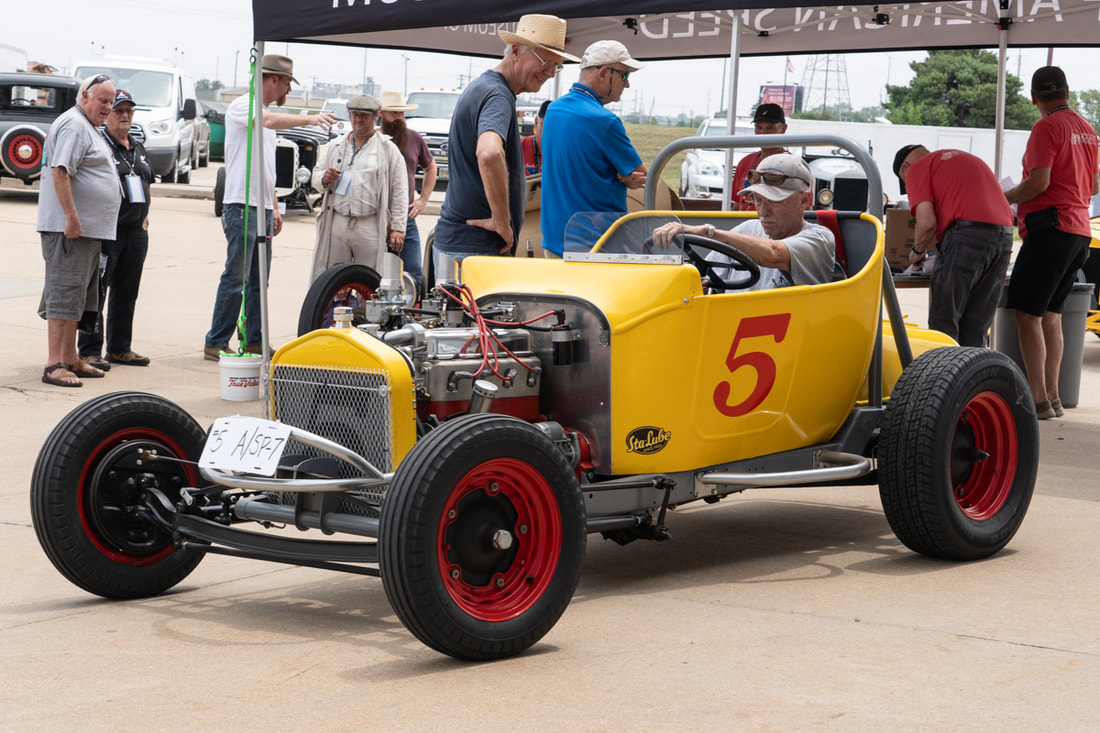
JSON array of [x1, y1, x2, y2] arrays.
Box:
[[1, 182, 1098, 731]]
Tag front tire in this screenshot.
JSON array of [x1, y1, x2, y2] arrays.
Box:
[[879, 347, 1038, 560], [380, 414, 586, 660], [30, 392, 207, 598], [297, 263, 380, 335]]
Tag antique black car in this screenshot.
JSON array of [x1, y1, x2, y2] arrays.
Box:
[[0, 72, 80, 186]]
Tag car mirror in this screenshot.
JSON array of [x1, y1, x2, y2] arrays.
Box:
[[182, 98, 197, 121]]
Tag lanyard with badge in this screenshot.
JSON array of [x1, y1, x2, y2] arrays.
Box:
[[102, 131, 147, 204], [333, 134, 377, 196]]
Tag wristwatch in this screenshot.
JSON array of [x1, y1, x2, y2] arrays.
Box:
[[704, 223, 716, 238]]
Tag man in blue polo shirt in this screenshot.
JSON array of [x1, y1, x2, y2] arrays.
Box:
[[541, 40, 648, 258]]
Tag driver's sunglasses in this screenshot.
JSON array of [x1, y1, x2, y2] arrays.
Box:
[[606, 68, 630, 82], [530, 49, 563, 74], [748, 169, 809, 187]]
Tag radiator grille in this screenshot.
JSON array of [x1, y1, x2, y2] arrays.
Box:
[[265, 363, 395, 507]]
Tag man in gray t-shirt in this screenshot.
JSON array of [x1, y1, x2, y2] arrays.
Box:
[[652, 153, 835, 290], [36, 74, 121, 387]]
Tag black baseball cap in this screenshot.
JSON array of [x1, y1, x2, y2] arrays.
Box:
[[112, 89, 136, 108], [1031, 65, 1068, 94], [753, 103, 785, 124], [893, 144, 923, 194]]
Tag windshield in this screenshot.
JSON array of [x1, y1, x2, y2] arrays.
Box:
[[323, 100, 348, 120], [563, 212, 685, 262], [406, 92, 460, 119], [74, 66, 174, 107]]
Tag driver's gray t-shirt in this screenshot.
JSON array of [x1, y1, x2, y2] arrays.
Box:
[[37, 106, 121, 241], [707, 219, 835, 290]]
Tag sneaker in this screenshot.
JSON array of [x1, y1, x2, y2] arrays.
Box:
[[108, 351, 150, 366], [243, 343, 278, 356], [80, 354, 112, 371], [1035, 400, 1056, 420], [1050, 397, 1065, 417], [203, 345, 226, 362]]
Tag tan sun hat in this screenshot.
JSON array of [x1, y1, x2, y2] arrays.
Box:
[[379, 90, 418, 112], [498, 14, 580, 63], [261, 54, 299, 84]]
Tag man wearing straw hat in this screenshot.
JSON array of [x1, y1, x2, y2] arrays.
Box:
[[434, 13, 578, 265], [380, 90, 437, 289], [203, 54, 337, 361]]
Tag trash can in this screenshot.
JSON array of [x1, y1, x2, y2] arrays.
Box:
[[992, 280, 1094, 408]]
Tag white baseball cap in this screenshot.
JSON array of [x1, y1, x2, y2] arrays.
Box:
[[737, 153, 813, 202], [579, 40, 645, 72]]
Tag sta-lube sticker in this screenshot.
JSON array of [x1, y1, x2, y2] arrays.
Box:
[[625, 426, 671, 455]]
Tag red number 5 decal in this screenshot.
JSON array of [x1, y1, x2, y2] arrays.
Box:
[[713, 313, 792, 417]]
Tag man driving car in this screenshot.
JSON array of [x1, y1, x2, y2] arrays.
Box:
[[653, 153, 834, 290]]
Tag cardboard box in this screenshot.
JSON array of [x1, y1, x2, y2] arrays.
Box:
[[883, 208, 936, 270]]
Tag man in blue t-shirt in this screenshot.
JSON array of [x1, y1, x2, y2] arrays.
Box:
[[434, 14, 578, 263], [540, 40, 648, 258]]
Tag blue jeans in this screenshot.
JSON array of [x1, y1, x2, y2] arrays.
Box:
[[205, 204, 273, 348], [399, 216, 424, 290]]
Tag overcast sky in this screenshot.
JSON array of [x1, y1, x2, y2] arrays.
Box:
[[18, 0, 1099, 121]]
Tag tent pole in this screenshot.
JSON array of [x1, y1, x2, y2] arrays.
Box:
[[995, 28, 1007, 179], [722, 13, 741, 213], [252, 41, 272, 375]]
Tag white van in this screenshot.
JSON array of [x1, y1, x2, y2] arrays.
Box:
[[72, 57, 198, 183]]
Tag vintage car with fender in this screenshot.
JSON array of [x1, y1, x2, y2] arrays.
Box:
[[31, 135, 1038, 661]]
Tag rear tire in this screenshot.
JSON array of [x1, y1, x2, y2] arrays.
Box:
[[30, 392, 207, 598], [879, 347, 1038, 560], [380, 414, 586, 660], [297, 263, 380, 335], [213, 166, 226, 217]]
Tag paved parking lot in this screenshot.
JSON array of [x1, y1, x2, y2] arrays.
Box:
[[1, 177, 1098, 730]]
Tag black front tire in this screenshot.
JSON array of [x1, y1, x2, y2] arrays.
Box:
[[297, 263, 380, 336], [380, 414, 586, 660], [30, 392, 207, 598], [879, 347, 1038, 560]]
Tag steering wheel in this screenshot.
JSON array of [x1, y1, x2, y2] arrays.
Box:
[[640, 232, 760, 291]]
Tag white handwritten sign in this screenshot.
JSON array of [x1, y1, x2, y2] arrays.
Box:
[[199, 416, 292, 477]]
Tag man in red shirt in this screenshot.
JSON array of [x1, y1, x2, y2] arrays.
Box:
[[1005, 66, 1100, 419], [893, 145, 1013, 347], [731, 103, 787, 211]]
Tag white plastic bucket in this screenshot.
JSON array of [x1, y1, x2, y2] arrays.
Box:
[[219, 353, 263, 401]]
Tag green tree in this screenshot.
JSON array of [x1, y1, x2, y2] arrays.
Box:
[[196, 78, 224, 94], [1073, 89, 1100, 132], [885, 50, 1038, 130]]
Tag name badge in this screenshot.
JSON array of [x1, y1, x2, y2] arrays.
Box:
[[335, 170, 352, 196], [125, 174, 146, 203]]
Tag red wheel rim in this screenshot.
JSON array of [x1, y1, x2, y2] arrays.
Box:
[[7, 133, 43, 172], [78, 427, 200, 565], [322, 282, 376, 328], [951, 391, 1018, 520], [437, 458, 563, 622]]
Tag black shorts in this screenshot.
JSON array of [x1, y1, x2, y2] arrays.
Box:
[[1006, 228, 1090, 316]]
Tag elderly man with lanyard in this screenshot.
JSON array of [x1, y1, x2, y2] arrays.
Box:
[[37, 73, 120, 387], [310, 93, 407, 281], [77, 89, 156, 370], [540, 40, 647, 258], [653, 153, 835, 290]]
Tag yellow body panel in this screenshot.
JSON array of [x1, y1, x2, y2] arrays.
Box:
[[270, 328, 418, 466], [462, 212, 905, 474]]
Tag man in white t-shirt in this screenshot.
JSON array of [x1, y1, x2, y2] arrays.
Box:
[[653, 153, 835, 290], [203, 54, 337, 360]]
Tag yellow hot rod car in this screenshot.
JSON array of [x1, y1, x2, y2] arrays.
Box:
[[31, 136, 1038, 661]]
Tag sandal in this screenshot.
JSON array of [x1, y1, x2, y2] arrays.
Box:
[[43, 362, 82, 388], [67, 359, 106, 378]]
